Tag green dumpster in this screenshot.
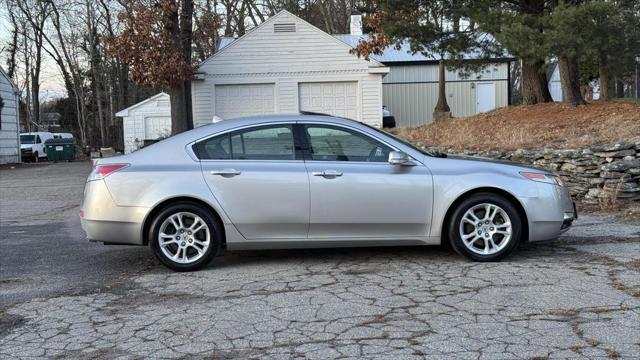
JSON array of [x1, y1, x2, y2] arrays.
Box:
[[44, 138, 76, 162]]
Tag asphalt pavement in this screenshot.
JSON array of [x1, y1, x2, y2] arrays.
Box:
[[1, 161, 639, 359]]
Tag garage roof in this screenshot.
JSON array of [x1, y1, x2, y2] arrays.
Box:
[[115, 92, 170, 117], [217, 33, 510, 64]]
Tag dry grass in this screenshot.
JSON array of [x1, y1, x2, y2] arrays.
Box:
[[396, 101, 640, 151], [599, 180, 624, 212]]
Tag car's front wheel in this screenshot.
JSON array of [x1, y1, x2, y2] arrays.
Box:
[[149, 202, 221, 271], [448, 193, 522, 262]]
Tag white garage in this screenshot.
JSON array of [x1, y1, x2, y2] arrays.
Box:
[[214, 84, 275, 119], [116, 92, 171, 154], [192, 10, 388, 128]]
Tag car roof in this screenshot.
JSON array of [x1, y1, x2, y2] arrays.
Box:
[[189, 114, 365, 138]]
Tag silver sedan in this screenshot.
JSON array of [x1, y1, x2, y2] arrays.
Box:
[[80, 115, 576, 271]]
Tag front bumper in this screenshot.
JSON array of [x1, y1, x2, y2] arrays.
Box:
[[526, 183, 577, 241], [80, 179, 148, 245], [21, 148, 34, 159], [561, 202, 578, 230]]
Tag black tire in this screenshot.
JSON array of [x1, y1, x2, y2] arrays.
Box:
[[448, 192, 522, 262], [149, 202, 222, 271], [33, 152, 39, 163]]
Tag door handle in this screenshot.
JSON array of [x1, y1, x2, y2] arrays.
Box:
[[312, 170, 343, 177], [210, 169, 241, 176]]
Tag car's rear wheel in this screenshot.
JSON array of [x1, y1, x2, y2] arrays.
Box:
[[448, 193, 522, 262], [149, 202, 221, 271]]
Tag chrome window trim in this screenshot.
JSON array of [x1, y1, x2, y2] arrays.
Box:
[[199, 159, 304, 164], [187, 119, 424, 165]]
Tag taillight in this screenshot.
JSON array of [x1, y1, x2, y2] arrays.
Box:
[[94, 163, 129, 178]]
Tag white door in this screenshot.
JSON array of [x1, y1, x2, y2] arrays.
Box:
[[549, 81, 563, 102], [144, 116, 171, 139], [215, 84, 275, 119], [299, 82, 358, 119], [476, 83, 496, 113]]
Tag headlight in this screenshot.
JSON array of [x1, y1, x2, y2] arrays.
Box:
[[520, 172, 565, 186]]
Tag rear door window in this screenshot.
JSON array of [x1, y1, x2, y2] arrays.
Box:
[[196, 125, 295, 160]]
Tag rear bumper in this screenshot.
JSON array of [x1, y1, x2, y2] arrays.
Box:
[[80, 179, 148, 245]]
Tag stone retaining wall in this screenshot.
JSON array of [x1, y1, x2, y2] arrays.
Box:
[[420, 139, 640, 204]]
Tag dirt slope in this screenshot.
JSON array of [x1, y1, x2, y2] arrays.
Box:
[[397, 101, 640, 151]]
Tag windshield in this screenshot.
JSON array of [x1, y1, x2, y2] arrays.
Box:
[[359, 123, 434, 157], [20, 135, 36, 144]]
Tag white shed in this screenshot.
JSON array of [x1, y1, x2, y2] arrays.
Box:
[[115, 92, 171, 154], [0, 67, 21, 164], [192, 10, 388, 128]]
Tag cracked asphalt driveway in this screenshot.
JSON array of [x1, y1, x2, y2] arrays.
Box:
[[1, 162, 639, 359]]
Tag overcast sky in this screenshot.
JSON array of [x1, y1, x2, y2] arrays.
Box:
[[1, 6, 67, 101]]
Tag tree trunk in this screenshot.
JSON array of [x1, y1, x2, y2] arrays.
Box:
[[166, 0, 193, 135], [615, 78, 624, 98], [87, 12, 106, 146], [30, 74, 40, 125], [598, 60, 609, 101], [521, 60, 552, 105], [432, 59, 451, 121], [558, 55, 585, 106], [169, 83, 191, 134]]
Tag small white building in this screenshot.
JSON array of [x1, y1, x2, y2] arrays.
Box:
[[192, 10, 389, 128], [0, 67, 21, 164], [116, 92, 171, 154]]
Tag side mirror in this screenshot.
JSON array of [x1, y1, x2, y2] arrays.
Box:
[[388, 151, 414, 166]]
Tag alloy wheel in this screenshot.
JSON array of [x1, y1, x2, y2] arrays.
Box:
[[459, 203, 512, 255], [158, 212, 210, 264]]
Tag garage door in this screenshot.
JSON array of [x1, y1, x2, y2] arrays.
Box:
[[215, 84, 275, 119], [144, 115, 171, 139], [299, 82, 358, 119]]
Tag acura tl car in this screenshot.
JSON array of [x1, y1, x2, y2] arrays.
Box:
[[80, 115, 576, 271]]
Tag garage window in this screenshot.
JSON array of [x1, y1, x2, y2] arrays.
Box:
[[195, 125, 295, 161]]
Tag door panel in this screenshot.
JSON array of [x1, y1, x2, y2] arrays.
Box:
[[197, 124, 309, 240], [201, 161, 309, 239], [301, 124, 432, 239], [305, 162, 432, 238]]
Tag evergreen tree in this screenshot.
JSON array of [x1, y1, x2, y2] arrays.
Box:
[[467, 0, 553, 105], [352, 0, 489, 120]]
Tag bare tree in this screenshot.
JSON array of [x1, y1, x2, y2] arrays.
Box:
[[12, 0, 51, 125]]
